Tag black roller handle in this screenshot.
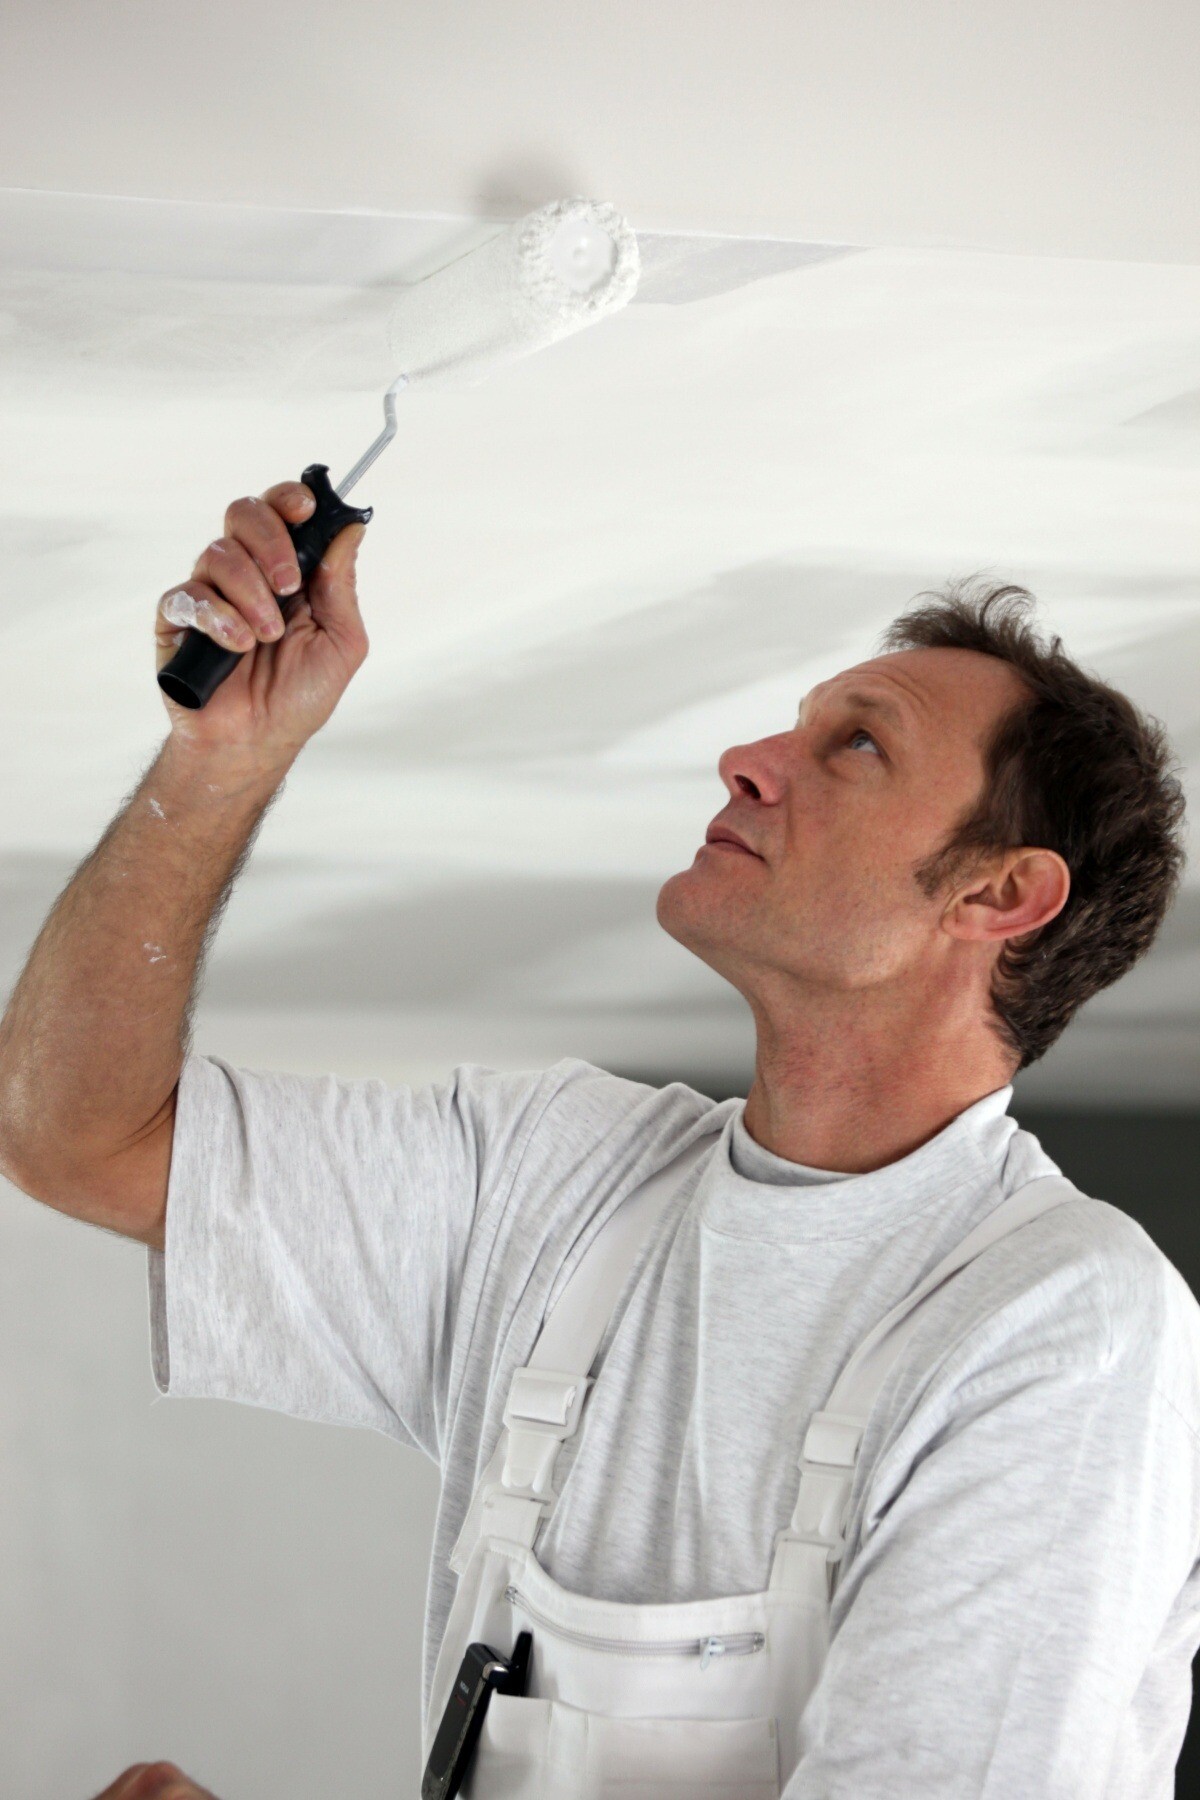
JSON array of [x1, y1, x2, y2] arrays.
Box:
[[157, 464, 373, 710]]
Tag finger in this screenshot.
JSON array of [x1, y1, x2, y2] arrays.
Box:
[[192, 537, 285, 642], [91, 1762, 173, 1799], [129, 1760, 207, 1799], [223, 489, 310, 597], [156, 582, 255, 659], [90, 1766, 151, 1799], [260, 480, 316, 524], [306, 520, 369, 656]]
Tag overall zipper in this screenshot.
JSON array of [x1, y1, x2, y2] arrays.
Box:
[[504, 1585, 766, 1671]]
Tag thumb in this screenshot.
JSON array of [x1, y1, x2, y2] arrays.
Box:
[[307, 518, 367, 634]]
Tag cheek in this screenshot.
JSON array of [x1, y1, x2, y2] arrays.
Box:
[[772, 816, 937, 956], [842, 791, 947, 894], [783, 804, 920, 899]]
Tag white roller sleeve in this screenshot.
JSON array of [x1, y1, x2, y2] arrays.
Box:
[[385, 197, 639, 388]]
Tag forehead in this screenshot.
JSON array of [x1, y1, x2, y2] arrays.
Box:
[[812, 646, 1027, 744]]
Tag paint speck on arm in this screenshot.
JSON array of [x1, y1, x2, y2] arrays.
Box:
[[143, 942, 168, 964], [148, 797, 165, 819]]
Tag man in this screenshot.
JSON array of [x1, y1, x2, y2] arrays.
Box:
[[0, 483, 1195, 1798]]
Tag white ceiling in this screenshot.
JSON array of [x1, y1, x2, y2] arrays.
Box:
[[1, 2, 1198, 1107], [2, 1, 1198, 261]]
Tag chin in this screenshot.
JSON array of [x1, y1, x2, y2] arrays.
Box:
[[656, 868, 734, 960], [655, 869, 690, 937]]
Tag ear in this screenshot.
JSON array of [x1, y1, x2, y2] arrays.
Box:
[[942, 847, 1071, 944]]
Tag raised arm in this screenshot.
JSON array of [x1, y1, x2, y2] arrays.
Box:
[[0, 481, 369, 1248]]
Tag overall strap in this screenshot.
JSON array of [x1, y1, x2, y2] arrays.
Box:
[[769, 1174, 1083, 1602], [449, 1134, 713, 1575]]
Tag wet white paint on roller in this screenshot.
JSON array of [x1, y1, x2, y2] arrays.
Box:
[[384, 198, 639, 389]]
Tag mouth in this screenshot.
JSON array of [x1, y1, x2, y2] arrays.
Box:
[[702, 825, 762, 859]]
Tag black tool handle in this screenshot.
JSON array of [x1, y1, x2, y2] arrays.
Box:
[[156, 464, 373, 710]]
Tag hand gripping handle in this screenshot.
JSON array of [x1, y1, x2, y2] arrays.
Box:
[[156, 465, 373, 710]]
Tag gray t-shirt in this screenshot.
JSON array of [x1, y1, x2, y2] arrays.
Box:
[[147, 1054, 1200, 1797]]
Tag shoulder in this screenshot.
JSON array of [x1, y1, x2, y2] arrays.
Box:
[[941, 1188, 1200, 1441], [446, 1054, 719, 1115], [1050, 1195, 1200, 1429], [448, 1063, 732, 1400], [533, 1056, 729, 1136], [453, 1055, 731, 1244], [493, 1056, 733, 1187]]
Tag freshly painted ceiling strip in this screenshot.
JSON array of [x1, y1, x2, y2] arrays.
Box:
[[0, 186, 859, 304]]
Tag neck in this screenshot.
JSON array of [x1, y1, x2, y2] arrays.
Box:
[[740, 974, 1017, 1174]]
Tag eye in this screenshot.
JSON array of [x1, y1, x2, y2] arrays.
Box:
[[848, 728, 881, 755]]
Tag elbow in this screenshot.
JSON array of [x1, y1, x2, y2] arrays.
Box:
[[0, 1092, 73, 1203], [0, 1127, 87, 1214], [0, 1120, 150, 1241], [0, 1061, 59, 1193], [0, 1105, 46, 1198], [0, 1069, 174, 1243]]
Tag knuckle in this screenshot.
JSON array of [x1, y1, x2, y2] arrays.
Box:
[[266, 481, 311, 511], [158, 586, 198, 627], [203, 536, 237, 566], [107, 1766, 151, 1796], [131, 1764, 184, 1796], [224, 495, 257, 530], [159, 583, 250, 644]]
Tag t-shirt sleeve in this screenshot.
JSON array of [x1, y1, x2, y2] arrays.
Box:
[[146, 1050, 558, 1462], [787, 1205, 1200, 1799]]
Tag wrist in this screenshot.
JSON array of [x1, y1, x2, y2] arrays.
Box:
[[157, 732, 298, 803]]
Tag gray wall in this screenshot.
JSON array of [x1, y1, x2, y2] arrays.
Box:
[[2, 1105, 1196, 1798], [0, 1184, 441, 1800]]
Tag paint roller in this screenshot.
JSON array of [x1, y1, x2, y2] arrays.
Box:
[[157, 197, 640, 709]]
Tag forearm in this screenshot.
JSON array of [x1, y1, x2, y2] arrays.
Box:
[[0, 733, 292, 1186], [0, 473, 365, 1229]]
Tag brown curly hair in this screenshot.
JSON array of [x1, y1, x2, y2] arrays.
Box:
[[882, 581, 1187, 1068]]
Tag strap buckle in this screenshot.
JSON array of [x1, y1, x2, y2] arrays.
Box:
[[769, 1524, 846, 1602], [475, 1478, 553, 1554], [800, 1410, 864, 1468], [774, 1524, 846, 1566], [503, 1367, 592, 1439], [499, 1367, 593, 1504]]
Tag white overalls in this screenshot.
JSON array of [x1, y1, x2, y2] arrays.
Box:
[[424, 1138, 1079, 1798]]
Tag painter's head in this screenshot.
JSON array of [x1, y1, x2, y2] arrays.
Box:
[[656, 583, 1186, 1070]]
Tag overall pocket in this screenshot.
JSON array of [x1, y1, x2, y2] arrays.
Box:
[[464, 1692, 780, 1799], [458, 1586, 779, 1798], [504, 1584, 767, 1670]]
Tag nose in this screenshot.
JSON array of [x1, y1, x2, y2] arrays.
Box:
[[717, 734, 791, 805]]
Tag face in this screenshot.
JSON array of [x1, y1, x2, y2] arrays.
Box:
[[656, 646, 1030, 1000]]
